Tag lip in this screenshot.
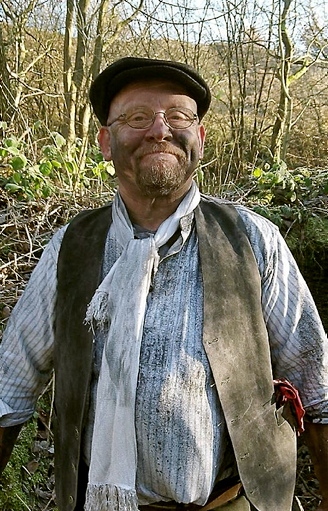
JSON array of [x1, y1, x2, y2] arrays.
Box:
[[142, 151, 176, 157]]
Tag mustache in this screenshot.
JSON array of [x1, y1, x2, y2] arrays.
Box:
[[135, 143, 185, 158]]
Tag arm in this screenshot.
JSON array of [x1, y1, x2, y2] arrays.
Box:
[[237, 208, 328, 510], [0, 229, 66, 447], [0, 424, 23, 475], [303, 422, 328, 511]]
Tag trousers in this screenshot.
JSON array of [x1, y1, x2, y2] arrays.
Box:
[[72, 459, 301, 511], [140, 495, 251, 511]]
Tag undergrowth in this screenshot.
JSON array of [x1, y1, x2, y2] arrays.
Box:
[[0, 121, 116, 201], [0, 402, 57, 511], [199, 162, 328, 258]]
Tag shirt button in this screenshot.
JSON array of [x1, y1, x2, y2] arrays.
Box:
[[69, 495, 74, 504], [74, 427, 79, 440]]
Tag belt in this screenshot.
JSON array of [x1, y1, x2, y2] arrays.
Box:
[[140, 481, 243, 511]]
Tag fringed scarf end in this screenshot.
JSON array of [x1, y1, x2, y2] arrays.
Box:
[[84, 483, 139, 511], [85, 291, 110, 330]]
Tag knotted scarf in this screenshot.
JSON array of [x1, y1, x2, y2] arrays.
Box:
[[84, 182, 200, 511]]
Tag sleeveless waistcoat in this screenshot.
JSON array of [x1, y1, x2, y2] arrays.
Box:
[[54, 196, 296, 511]]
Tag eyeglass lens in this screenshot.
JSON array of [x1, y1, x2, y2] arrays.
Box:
[[123, 107, 197, 129]]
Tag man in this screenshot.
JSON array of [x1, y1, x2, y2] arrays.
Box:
[[0, 57, 327, 511]]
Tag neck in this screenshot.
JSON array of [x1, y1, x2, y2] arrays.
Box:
[[118, 184, 193, 230]]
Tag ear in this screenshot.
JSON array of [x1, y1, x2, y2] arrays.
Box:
[[198, 124, 206, 159], [98, 127, 112, 161]]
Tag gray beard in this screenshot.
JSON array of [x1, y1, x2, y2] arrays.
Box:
[[135, 158, 192, 197]]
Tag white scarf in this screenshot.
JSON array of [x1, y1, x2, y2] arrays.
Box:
[[84, 182, 200, 511]]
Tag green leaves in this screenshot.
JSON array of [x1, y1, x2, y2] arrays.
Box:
[[0, 128, 116, 201], [39, 161, 53, 176], [253, 167, 263, 178], [11, 155, 28, 170], [51, 131, 66, 148], [250, 161, 321, 206]]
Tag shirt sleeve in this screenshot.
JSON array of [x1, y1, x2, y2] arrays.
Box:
[[236, 205, 328, 423], [0, 226, 67, 427]]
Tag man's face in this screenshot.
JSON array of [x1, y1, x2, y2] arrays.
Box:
[[98, 80, 205, 199]]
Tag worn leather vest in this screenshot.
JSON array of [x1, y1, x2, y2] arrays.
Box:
[[54, 196, 296, 511]]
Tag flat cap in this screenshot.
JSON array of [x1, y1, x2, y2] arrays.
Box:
[[89, 56, 211, 125]]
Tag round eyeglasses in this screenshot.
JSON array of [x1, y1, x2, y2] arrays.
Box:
[[107, 107, 198, 130]]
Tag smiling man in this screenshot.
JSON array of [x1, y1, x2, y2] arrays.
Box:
[[0, 57, 327, 511], [98, 78, 205, 229]]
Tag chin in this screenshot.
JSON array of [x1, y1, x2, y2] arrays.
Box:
[[136, 164, 192, 198], [137, 176, 185, 198]]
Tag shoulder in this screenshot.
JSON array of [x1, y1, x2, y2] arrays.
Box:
[[200, 195, 283, 277], [58, 202, 113, 248], [38, 224, 68, 263], [200, 194, 280, 240], [66, 202, 113, 228], [39, 203, 113, 264]]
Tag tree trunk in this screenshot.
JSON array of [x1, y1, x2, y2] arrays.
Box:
[[270, 0, 292, 163], [0, 23, 13, 121], [63, 0, 76, 147]]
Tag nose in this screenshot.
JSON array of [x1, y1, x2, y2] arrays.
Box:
[[144, 112, 173, 142]]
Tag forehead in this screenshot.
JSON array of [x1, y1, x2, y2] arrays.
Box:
[[109, 79, 197, 112]]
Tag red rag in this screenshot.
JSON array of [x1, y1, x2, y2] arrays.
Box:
[[273, 378, 305, 435]]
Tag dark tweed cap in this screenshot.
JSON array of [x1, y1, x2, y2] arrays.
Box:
[[89, 57, 211, 125]]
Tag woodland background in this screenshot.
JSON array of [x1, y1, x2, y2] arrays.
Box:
[[0, 0, 328, 509]]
